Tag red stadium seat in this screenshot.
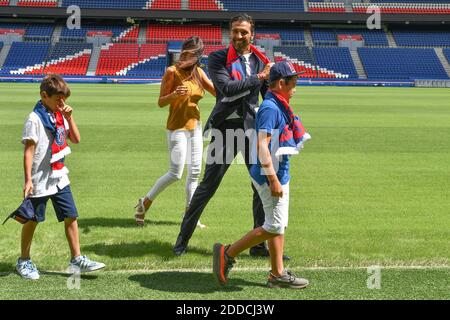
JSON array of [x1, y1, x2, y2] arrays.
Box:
[[17, 0, 58, 7], [146, 24, 222, 44]]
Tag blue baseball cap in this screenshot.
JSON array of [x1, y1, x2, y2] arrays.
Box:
[[2, 198, 35, 225], [269, 61, 305, 83]]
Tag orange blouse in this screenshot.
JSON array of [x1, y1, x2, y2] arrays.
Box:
[[166, 67, 205, 131]]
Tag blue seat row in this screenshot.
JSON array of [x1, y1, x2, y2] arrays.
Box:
[[358, 48, 449, 80]]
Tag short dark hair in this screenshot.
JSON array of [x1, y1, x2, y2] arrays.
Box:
[[229, 13, 255, 34], [40, 74, 71, 98], [269, 76, 296, 89]]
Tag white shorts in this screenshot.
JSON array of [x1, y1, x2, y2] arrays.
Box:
[[252, 179, 290, 235]]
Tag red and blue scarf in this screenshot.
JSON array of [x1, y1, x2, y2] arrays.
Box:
[[265, 91, 310, 156], [33, 100, 71, 178], [226, 43, 270, 81]]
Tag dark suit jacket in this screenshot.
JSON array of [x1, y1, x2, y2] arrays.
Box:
[[205, 47, 269, 132]]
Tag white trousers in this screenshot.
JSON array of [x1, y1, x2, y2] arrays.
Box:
[[146, 124, 203, 208]]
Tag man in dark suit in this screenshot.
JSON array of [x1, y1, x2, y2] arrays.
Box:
[[173, 14, 289, 261]]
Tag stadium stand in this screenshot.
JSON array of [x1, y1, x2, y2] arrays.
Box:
[[147, 0, 182, 10], [313, 47, 358, 78], [17, 0, 58, 7], [60, 24, 139, 42], [189, 0, 223, 11], [312, 28, 388, 46], [61, 0, 148, 9], [1, 42, 50, 74], [392, 29, 450, 47], [95, 43, 139, 76], [308, 1, 345, 13], [353, 2, 450, 14], [0, 0, 9, 6], [444, 49, 450, 64], [219, 0, 305, 12], [358, 48, 449, 80], [24, 24, 54, 41], [256, 27, 305, 45], [273, 46, 352, 79], [146, 24, 222, 43]]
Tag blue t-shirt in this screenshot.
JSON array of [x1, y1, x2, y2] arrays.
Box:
[[250, 98, 290, 185]]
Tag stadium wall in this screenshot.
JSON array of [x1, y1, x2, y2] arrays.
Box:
[[0, 75, 414, 87]]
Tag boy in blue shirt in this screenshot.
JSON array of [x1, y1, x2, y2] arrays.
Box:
[[213, 61, 310, 288]]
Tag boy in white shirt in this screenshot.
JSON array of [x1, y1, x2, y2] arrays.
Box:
[[17, 74, 105, 280]]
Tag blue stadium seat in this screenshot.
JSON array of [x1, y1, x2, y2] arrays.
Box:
[[256, 27, 305, 44], [392, 29, 450, 47], [24, 24, 54, 41], [358, 48, 449, 80], [313, 47, 358, 78], [62, 0, 148, 9], [48, 42, 93, 60], [273, 46, 314, 64], [126, 57, 168, 77], [220, 0, 304, 12], [60, 25, 131, 41], [312, 28, 388, 46], [444, 49, 450, 64], [1, 42, 50, 74]]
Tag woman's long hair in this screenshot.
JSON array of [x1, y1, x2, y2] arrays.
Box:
[[175, 36, 204, 90]]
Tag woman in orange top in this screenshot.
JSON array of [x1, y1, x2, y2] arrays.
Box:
[[135, 36, 215, 227]]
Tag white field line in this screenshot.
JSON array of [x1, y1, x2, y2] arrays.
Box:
[[2, 265, 449, 276]]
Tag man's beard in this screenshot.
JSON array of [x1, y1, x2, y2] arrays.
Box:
[[233, 39, 250, 53]]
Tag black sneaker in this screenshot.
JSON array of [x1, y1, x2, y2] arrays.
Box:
[[267, 269, 309, 289], [213, 243, 235, 286]]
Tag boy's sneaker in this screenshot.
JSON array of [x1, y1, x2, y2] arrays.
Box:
[[267, 269, 309, 289], [16, 258, 40, 280], [69, 255, 105, 273], [213, 243, 235, 286]]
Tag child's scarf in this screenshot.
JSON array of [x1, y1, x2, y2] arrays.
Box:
[[265, 91, 311, 156], [33, 100, 71, 178]]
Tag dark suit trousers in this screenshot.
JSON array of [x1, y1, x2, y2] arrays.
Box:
[[174, 120, 265, 249]]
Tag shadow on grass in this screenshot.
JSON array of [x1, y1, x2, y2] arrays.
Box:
[[82, 240, 210, 259], [78, 218, 179, 233], [0, 262, 14, 276], [41, 271, 99, 280], [129, 272, 266, 294]]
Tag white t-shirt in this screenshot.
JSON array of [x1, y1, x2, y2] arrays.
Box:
[[22, 112, 70, 198]]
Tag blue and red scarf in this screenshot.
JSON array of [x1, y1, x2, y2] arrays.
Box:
[[265, 91, 310, 156], [226, 43, 270, 81], [33, 100, 71, 178]]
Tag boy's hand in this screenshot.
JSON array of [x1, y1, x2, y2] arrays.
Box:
[[59, 104, 73, 120], [269, 178, 283, 198], [23, 180, 33, 198]]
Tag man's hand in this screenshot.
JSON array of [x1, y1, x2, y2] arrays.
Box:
[[269, 178, 283, 198], [23, 180, 33, 198], [258, 62, 275, 81]]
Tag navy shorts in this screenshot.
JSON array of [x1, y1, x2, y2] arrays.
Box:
[[30, 185, 79, 223]]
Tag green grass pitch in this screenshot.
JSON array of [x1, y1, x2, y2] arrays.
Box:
[[0, 83, 449, 299]]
